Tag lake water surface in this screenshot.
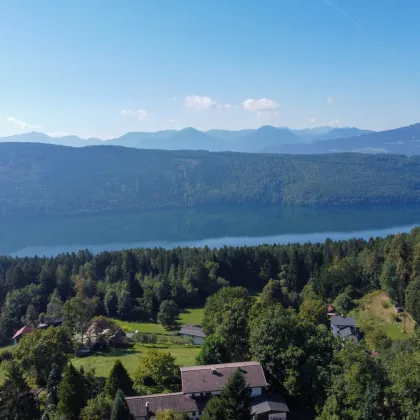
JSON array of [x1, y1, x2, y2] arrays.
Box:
[[2, 204, 420, 257]]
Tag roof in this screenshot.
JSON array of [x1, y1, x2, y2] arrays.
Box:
[[44, 316, 62, 324], [126, 392, 208, 418], [251, 394, 290, 415], [331, 316, 357, 327], [327, 304, 335, 313], [12, 325, 33, 340], [180, 361, 267, 394], [29, 388, 44, 397], [179, 325, 206, 338], [340, 327, 356, 338]]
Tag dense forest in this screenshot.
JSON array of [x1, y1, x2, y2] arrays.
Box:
[[3, 228, 420, 418], [2, 226, 420, 344], [2, 143, 420, 216]]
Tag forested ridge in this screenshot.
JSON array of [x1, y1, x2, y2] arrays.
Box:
[[3, 227, 420, 343], [3, 227, 420, 417], [2, 142, 420, 216]]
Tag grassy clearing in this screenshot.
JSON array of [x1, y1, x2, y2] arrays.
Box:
[[110, 319, 169, 335], [110, 307, 205, 336], [72, 343, 200, 379], [178, 308, 204, 325], [350, 290, 415, 345]]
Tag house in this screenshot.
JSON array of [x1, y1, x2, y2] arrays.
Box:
[[179, 325, 206, 345], [108, 328, 128, 347], [38, 316, 63, 329], [331, 315, 360, 341], [12, 325, 33, 345], [327, 304, 336, 317], [126, 361, 290, 420]]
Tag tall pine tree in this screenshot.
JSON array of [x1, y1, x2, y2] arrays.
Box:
[[0, 361, 40, 420], [220, 369, 252, 420], [57, 363, 87, 420], [105, 359, 134, 398], [202, 369, 252, 420], [46, 363, 62, 407], [110, 389, 134, 420]]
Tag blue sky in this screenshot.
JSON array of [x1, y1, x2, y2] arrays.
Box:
[[1, 0, 419, 138]]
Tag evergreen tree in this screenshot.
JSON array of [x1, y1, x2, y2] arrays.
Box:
[[0, 361, 40, 420], [46, 363, 62, 407], [110, 389, 134, 420], [201, 397, 227, 420], [105, 359, 134, 398], [57, 363, 87, 420], [220, 369, 252, 420]]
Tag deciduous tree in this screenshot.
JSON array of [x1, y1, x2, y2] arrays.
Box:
[[195, 333, 230, 365]]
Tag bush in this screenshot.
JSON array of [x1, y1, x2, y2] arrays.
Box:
[[390, 313, 401, 323], [382, 301, 391, 309]]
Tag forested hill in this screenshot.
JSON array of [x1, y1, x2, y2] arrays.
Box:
[[2, 142, 420, 216]]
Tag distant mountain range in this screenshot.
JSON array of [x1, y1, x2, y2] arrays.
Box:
[[2, 123, 420, 155]]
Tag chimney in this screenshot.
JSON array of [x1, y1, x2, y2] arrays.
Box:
[[212, 367, 217, 374], [145, 401, 150, 420]]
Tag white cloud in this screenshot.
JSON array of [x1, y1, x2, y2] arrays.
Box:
[[328, 118, 341, 126], [120, 109, 149, 120], [327, 97, 333, 104], [309, 117, 317, 124], [169, 118, 177, 123], [184, 95, 217, 110], [243, 98, 279, 112], [7, 116, 42, 130]]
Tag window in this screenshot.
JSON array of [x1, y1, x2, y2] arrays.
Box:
[[192, 412, 196, 416]]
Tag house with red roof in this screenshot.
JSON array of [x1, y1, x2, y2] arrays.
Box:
[[12, 325, 33, 345]]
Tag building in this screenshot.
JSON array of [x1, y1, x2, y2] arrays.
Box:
[[38, 316, 63, 329], [327, 304, 336, 317], [126, 361, 289, 419], [331, 315, 360, 341], [12, 325, 33, 345], [179, 325, 206, 345]]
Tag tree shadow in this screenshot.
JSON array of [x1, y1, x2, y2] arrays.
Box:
[[92, 347, 138, 357]]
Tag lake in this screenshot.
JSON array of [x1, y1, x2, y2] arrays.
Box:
[[2, 204, 420, 257]]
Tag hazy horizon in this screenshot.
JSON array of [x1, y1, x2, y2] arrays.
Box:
[[1, 1, 420, 139]]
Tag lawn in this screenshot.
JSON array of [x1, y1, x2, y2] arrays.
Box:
[[110, 307, 205, 336], [178, 308, 204, 325], [350, 290, 415, 346], [72, 343, 200, 379], [110, 318, 169, 335]]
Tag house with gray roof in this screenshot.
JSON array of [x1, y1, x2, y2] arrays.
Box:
[[126, 361, 290, 419], [179, 324, 206, 345], [331, 315, 360, 341]]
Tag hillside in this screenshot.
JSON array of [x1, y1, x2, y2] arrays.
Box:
[[1, 143, 420, 216], [264, 123, 420, 155], [314, 127, 374, 141]]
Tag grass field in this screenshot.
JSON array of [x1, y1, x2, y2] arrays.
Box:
[[72, 343, 200, 379], [178, 308, 204, 325], [110, 307, 205, 335], [110, 319, 169, 334], [350, 290, 415, 345]]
